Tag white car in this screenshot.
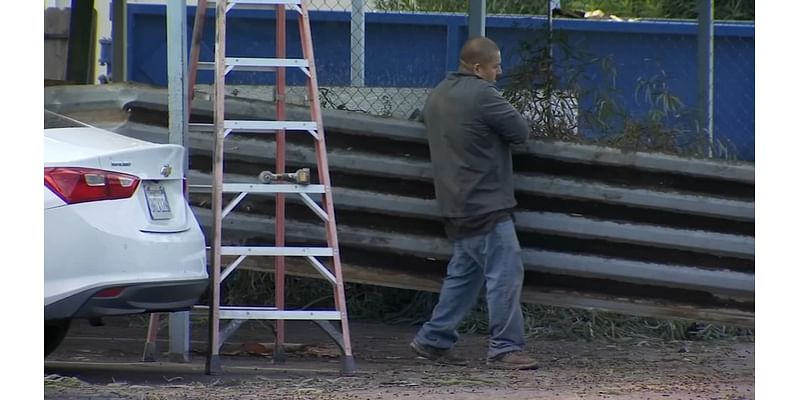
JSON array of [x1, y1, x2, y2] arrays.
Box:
[[44, 110, 208, 356]]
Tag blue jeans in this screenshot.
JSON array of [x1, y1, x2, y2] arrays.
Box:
[[414, 219, 526, 359]]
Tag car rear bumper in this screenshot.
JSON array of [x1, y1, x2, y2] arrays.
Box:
[[45, 198, 208, 306], [45, 278, 208, 321]]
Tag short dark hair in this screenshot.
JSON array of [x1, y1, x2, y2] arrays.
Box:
[[459, 37, 500, 66]]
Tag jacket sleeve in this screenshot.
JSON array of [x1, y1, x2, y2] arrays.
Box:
[[479, 85, 530, 144]]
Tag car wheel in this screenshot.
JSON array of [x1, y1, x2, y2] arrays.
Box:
[[45, 320, 71, 357]]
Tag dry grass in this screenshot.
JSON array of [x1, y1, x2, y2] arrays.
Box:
[[222, 273, 753, 342]]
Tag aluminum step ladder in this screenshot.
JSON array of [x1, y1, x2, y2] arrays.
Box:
[[145, 0, 355, 375]]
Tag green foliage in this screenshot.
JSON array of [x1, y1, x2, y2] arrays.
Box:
[[500, 27, 738, 159], [374, 1, 750, 158], [373, 0, 544, 14], [659, 0, 755, 20], [565, 0, 673, 18], [373, 0, 755, 20]]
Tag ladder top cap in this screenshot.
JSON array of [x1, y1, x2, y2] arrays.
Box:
[[210, 0, 304, 6]]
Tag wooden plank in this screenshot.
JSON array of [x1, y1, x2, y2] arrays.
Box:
[[44, 8, 71, 81], [188, 170, 753, 259], [515, 212, 754, 259], [518, 141, 754, 184], [517, 174, 753, 222], [520, 249, 753, 297], [234, 256, 754, 328], [184, 135, 754, 222], [192, 208, 754, 297], [217, 93, 755, 183], [44, 84, 755, 183]]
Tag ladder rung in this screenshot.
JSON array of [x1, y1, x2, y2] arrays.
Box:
[[220, 246, 334, 257], [207, 0, 303, 11], [188, 123, 215, 132], [228, 120, 318, 132], [189, 121, 318, 133], [225, 183, 326, 193], [196, 62, 215, 71], [191, 183, 326, 194], [194, 305, 342, 321], [197, 58, 309, 73]]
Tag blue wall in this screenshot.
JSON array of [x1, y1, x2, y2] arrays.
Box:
[[126, 5, 754, 160]]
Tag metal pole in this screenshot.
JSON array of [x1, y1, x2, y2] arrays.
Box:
[[167, 0, 188, 149], [350, 0, 365, 87], [188, 0, 209, 108], [274, 3, 288, 364], [467, 0, 485, 38], [546, 0, 559, 134], [112, 0, 127, 82], [167, 311, 190, 362], [548, 0, 559, 51], [166, 0, 191, 363], [698, 0, 714, 157], [206, 0, 226, 376]]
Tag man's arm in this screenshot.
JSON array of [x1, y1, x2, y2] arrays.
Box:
[[479, 85, 530, 144]]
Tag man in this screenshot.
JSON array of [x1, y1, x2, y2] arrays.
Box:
[[410, 36, 538, 370]]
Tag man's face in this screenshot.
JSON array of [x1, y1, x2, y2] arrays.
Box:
[[474, 51, 503, 83]]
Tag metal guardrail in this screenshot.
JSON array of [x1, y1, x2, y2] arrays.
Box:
[[45, 83, 755, 326]]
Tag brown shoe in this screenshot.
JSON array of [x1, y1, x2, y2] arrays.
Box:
[[487, 351, 539, 370], [410, 340, 468, 366]]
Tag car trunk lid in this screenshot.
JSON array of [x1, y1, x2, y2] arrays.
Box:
[[45, 127, 191, 233]]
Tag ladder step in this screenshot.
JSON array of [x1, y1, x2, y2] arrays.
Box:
[[194, 305, 342, 321], [191, 183, 326, 194], [188, 123, 213, 132], [228, 120, 318, 132], [198, 58, 309, 73], [207, 0, 303, 11], [189, 121, 318, 132], [224, 183, 326, 194], [220, 246, 334, 257]]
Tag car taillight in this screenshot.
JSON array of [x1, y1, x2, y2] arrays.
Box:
[[93, 286, 126, 298], [44, 167, 140, 204]]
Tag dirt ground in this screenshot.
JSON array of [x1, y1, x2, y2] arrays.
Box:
[[44, 316, 754, 399]]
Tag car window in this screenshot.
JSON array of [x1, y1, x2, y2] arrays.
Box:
[[44, 110, 87, 129]]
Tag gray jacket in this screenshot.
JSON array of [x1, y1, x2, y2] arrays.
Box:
[[422, 72, 530, 218]]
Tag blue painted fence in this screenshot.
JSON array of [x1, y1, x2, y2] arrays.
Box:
[[125, 5, 754, 160]]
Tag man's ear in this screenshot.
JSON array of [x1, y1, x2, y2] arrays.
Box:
[[472, 63, 481, 75]]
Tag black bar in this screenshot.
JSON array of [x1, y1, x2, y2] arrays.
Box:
[[112, 0, 127, 82], [467, 0, 485, 38], [697, 0, 714, 157], [66, 0, 96, 84]]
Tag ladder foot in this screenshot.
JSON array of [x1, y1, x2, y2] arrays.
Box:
[[313, 320, 345, 354], [272, 342, 288, 363], [205, 354, 223, 375], [141, 342, 158, 362], [169, 352, 191, 363], [341, 355, 357, 375]]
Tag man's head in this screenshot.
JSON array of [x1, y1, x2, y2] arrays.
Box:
[[458, 37, 503, 83]]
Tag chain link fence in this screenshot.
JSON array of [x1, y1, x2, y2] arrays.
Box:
[[303, 0, 435, 119], [173, 1, 753, 160], [299, 0, 754, 160]]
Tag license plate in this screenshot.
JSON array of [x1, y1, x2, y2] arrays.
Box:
[[144, 182, 172, 220]]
